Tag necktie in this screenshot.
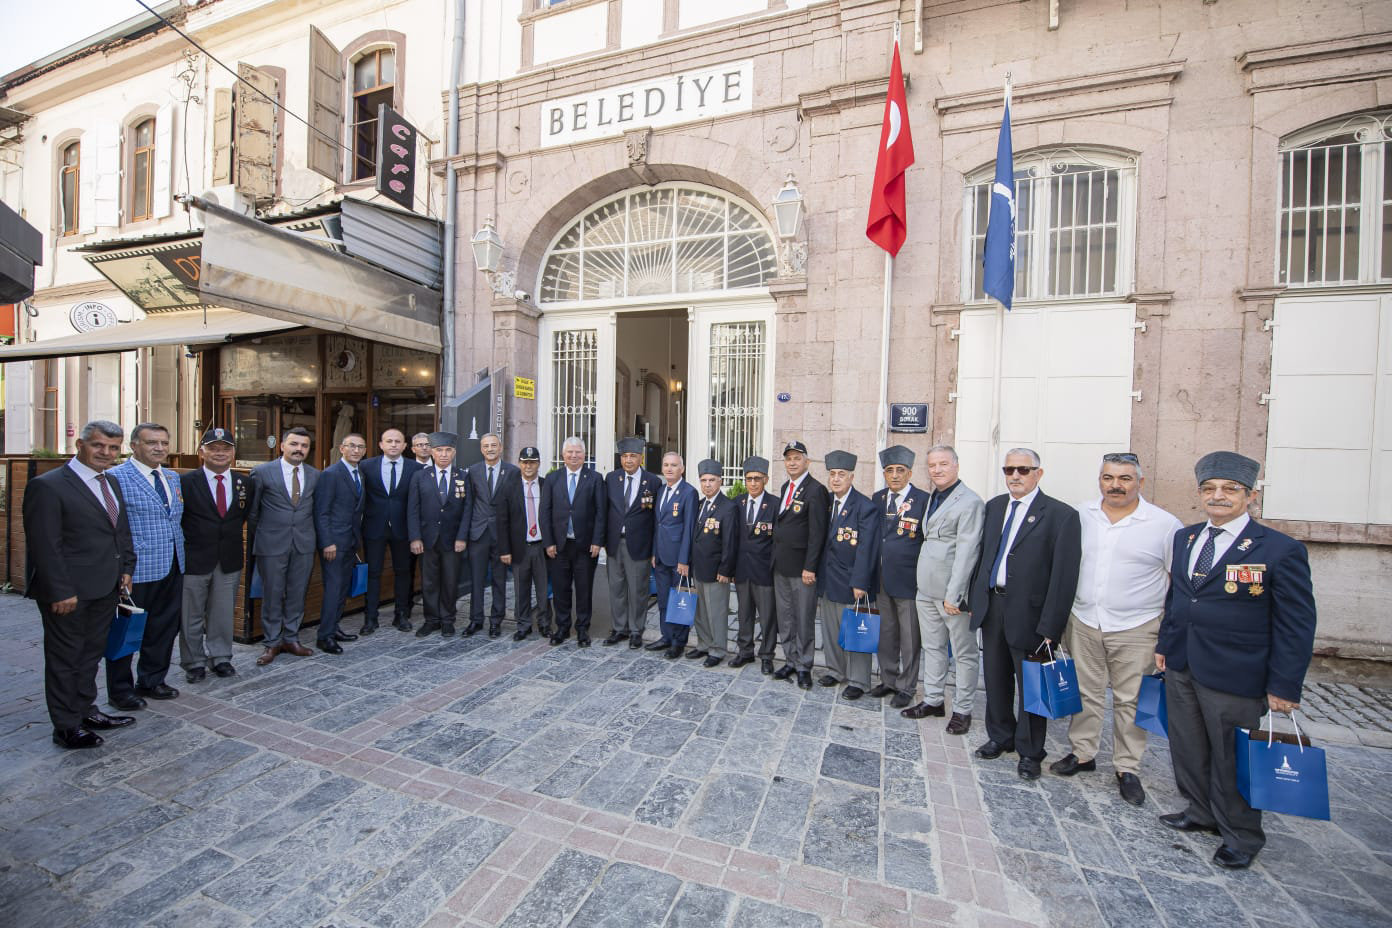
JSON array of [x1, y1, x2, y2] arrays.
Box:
[[568, 471, 577, 502], [215, 474, 227, 517], [389, 460, 397, 493], [784, 481, 795, 509], [438, 469, 448, 501], [833, 498, 843, 522], [747, 497, 756, 524], [989, 500, 1021, 587], [625, 475, 633, 507], [887, 492, 899, 517], [927, 490, 941, 519], [351, 468, 361, 496], [151, 469, 169, 508], [488, 466, 495, 496], [291, 467, 301, 506], [526, 482, 538, 540], [97, 472, 118, 527], [1192, 526, 1224, 583]]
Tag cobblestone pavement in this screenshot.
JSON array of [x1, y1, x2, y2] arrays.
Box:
[[1, 592, 1390, 928]]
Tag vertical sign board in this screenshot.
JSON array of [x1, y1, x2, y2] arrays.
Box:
[[444, 368, 508, 468], [374, 105, 417, 212]]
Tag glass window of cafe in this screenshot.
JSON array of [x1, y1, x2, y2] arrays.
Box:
[[215, 332, 438, 469]]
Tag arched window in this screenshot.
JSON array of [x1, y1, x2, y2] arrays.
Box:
[[130, 118, 155, 221], [59, 141, 80, 235], [1277, 111, 1390, 287], [350, 47, 395, 181], [962, 149, 1136, 302], [539, 184, 777, 304]]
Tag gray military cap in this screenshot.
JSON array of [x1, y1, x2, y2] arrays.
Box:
[[698, 459, 722, 477], [428, 431, 458, 448], [825, 450, 857, 471], [1195, 451, 1260, 489], [617, 437, 645, 454], [742, 456, 769, 476], [879, 445, 914, 469]]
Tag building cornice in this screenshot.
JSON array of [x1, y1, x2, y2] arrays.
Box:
[[1239, 31, 1392, 94]]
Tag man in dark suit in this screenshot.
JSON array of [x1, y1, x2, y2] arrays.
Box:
[[313, 433, 367, 654], [646, 451, 698, 659], [407, 431, 471, 637], [496, 446, 549, 640], [540, 436, 606, 646], [464, 433, 518, 637], [179, 428, 254, 682], [869, 446, 930, 709], [969, 448, 1082, 780], [105, 422, 186, 707], [247, 427, 319, 666], [24, 420, 137, 748], [604, 436, 661, 647], [771, 440, 829, 687], [1156, 451, 1317, 870], [731, 457, 777, 672], [360, 428, 423, 634], [817, 450, 881, 699], [411, 432, 433, 465], [689, 460, 739, 667]]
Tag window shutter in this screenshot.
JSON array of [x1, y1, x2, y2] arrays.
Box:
[[234, 64, 278, 202], [92, 123, 120, 228], [5, 361, 32, 454], [211, 87, 233, 186], [77, 134, 96, 234], [307, 26, 343, 182], [152, 103, 174, 219]]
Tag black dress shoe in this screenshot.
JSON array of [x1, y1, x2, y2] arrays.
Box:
[[729, 655, 753, 668], [317, 639, 344, 655], [213, 662, 236, 678], [703, 655, 722, 668], [550, 634, 566, 646], [761, 659, 774, 675], [685, 648, 708, 660], [109, 694, 147, 711], [489, 626, 501, 638], [415, 624, 439, 638], [1213, 845, 1255, 869], [946, 712, 972, 735], [817, 674, 840, 688], [1117, 773, 1146, 806], [135, 683, 179, 700], [185, 667, 207, 684], [1158, 811, 1220, 835], [868, 684, 895, 699], [629, 635, 643, 649], [901, 701, 945, 719], [514, 628, 531, 641], [796, 671, 813, 690], [772, 664, 796, 680], [842, 685, 864, 700], [441, 625, 457, 638], [1018, 757, 1042, 780], [360, 621, 378, 636], [83, 710, 135, 730], [603, 632, 626, 646], [462, 622, 482, 637], [664, 646, 682, 660], [1049, 753, 1097, 777], [393, 618, 414, 632], [53, 728, 102, 749], [890, 691, 914, 709], [577, 636, 591, 648], [644, 640, 671, 652], [334, 630, 359, 642], [975, 740, 1014, 759]]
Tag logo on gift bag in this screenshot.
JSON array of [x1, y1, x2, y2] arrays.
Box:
[[1057, 670, 1071, 691], [1276, 754, 1299, 781]]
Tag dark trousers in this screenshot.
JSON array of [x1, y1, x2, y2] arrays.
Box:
[[1166, 666, 1267, 854], [107, 558, 182, 699], [548, 539, 597, 637], [512, 541, 549, 635], [468, 528, 506, 627], [653, 562, 690, 647], [980, 592, 1048, 761], [419, 545, 461, 630], [364, 534, 414, 622], [42, 591, 118, 730], [317, 546, 357, 642], [735, 580, 776, 660]]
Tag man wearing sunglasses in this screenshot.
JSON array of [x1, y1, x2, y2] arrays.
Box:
[[969, 448, 1081, 780]]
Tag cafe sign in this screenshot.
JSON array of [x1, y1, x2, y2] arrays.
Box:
[[540, 60, 754, 148]]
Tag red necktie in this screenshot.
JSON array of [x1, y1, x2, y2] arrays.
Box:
[[215, 474, 228, 517], [526, 482, 539, 540], [784, 481, 795, 509], [97, 472, 118, 527]]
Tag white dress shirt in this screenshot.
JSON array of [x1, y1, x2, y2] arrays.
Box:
[[993, 486, 1040, 588], [279, 457, 304, 498], [67, 457, 119, 514], [341, 458, 360, 486], [1186, 512, 1252, 577], [203, 466, 232, 503], [380, 455, 405, 492], [780, 474, 807, 512], [1072, 497, 1183, 632], [130, 457, 173, 503], [745, 492, 765, 524], [522, 477, 541, 541]]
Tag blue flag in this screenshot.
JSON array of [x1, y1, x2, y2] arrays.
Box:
[[982, 97, 1015, 310]]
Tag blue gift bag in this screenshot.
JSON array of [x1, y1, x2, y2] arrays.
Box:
[[1235, 713, 1330, 821], [666, 582, 697, 626], [1135, 672, 1168, 737], [837, 603, 880, 654], [1022, 645, 1083, 719], [104, 602, 147, 661], [350, 561, 369, 597], [248, 566, 263, 599]]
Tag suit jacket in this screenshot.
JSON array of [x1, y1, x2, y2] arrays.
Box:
[[690, 493, 739, 582], [313, 460, 366, 550], [23, 463, 136, 602], [465, 460, 519, 541], [915, 481, 986, 607], [539, 466, 606, 550], [652, 480, 698, 567], [732, 492, 776, 585], [819, 488, 881, 604], [108, 459, 186, 583], [772, 475, 830, 577], [871, 484, 930, 599], [605, 468, 662, 559], [180, 468, 254, 575], [969, 491, 1082, 651], [360, 455, 422, 541], [1158, 518, 1316, 702], [407, 464, 472, 550], [247, 459, 320, 556], [494, 471, 545, 559]]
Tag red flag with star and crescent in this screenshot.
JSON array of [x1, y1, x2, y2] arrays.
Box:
[[865, 34, 915, 256]]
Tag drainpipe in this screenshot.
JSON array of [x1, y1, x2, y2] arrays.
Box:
[[441, 0, 466, 400]]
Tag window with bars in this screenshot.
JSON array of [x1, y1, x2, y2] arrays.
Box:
[[1277, 112, 1392, 287], [963, 152, 1133, 303], [550, 329, 599, 471], [539, 185, 777, 304], [707, 321, 766, 483]]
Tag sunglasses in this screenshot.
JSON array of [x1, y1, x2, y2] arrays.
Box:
[[1002, 466, 1037, 476], [1103, 452, 1139, 464]]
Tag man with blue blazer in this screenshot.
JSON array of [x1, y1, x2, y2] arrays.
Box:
[[313, 433, 367, 654], [248, 427, 319, 665], [870, 446, 931, 709], [464, 434, 518, 637], [645, 451, 698, 659], [360, 428, 423, 634], [969, 448, 1082, 780], [689, 459, 739, 667], [106, 422, 186, 707], [407, 431, 471, 637], [731, 456, 777, 673], [1156, 451, 1317, 870], [604, 436, 661, 647], [817, 450, 881, 699], [540, 436, 606, 646]]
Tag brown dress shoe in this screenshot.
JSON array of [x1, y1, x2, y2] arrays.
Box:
[[255, 644, 281, 666], [901, 701, 946, 720], [282, 641, 313, 657], [946, 712, 972, 735]]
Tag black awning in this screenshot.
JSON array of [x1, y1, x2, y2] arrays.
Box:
[[0, 199, 42, 303]]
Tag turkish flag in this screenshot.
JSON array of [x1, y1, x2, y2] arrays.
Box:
[[865, 37, 915, 257]]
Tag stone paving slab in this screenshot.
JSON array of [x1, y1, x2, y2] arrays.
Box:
[[0, 591, 1389, 927]]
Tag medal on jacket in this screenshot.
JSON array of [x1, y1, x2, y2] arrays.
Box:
[[454, 478, 467, 499]]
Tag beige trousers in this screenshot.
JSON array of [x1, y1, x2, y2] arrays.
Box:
[[1063, 613, 1160, 775]]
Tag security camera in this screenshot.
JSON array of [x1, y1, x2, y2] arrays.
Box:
[[514, 289, 531, 302]]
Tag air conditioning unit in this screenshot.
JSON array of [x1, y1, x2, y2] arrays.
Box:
[[199, 185, 254, 217]]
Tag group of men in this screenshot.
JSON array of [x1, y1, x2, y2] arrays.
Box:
[[27, 419, 1316, 871]]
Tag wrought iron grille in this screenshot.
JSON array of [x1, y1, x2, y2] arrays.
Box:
[[707, 321, 766, 483], [550, 329, 598, 470]]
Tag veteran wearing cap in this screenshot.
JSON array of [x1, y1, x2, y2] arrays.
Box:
[[495, 446, 550, 640], [688, 460, 740, 667], [406, 431, 471, 637], [1155, 451, 1317, 870], [771, 440, 830, 687], [178, 428, 254, 682], [731, 456, 778, 672], [816, 451, 881, 699], [604, 437, 662, 647], [869, 446, 930, 709]]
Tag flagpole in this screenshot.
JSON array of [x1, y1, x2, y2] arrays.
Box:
[[876, 250, 893, 489], [987, 73, 1012, 485]]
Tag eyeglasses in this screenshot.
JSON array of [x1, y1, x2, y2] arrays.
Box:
[[1199, 482, 1249, 496], [1002, 466, 1037, 476], [1102, 452, 1139, 464]]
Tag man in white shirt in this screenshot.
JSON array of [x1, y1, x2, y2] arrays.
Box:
[[1051, 453, 1182, 805], [497, 447, 551, 640]]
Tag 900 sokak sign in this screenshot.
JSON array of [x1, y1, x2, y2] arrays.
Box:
[[540, 61, 754, 148]]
